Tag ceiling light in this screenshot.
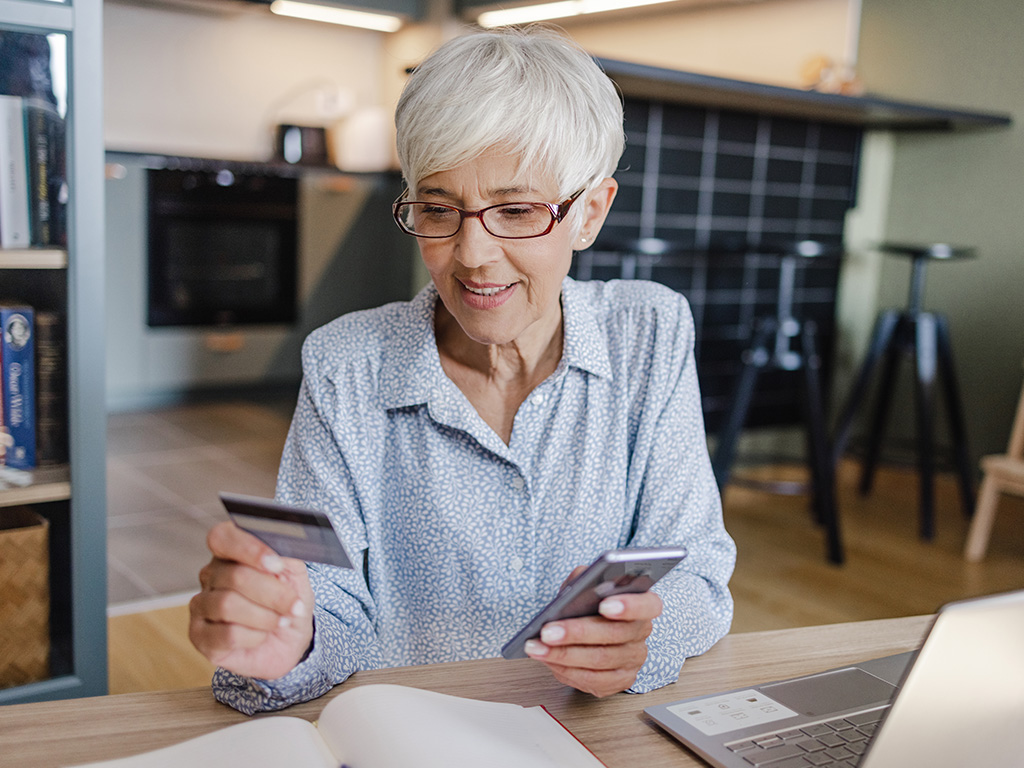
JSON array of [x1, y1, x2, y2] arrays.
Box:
[[477, 0, 676, 27], [270, 0, 403, 32]]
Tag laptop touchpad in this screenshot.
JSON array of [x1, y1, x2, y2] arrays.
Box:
[[761, 668, 896, 717]]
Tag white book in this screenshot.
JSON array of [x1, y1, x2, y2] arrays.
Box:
[[73, 683, 607, 768], [0, 95, 30, 249]]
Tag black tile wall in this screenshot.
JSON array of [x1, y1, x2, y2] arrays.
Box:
[[572, 100, 863, 431]]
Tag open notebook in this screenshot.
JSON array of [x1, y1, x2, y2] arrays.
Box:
[[75, 683, 605, 768]]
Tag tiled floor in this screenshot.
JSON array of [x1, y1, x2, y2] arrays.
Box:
[[106, 396, 295, 607]]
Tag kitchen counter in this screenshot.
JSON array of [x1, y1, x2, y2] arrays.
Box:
[[598, 57, 1012, 130]]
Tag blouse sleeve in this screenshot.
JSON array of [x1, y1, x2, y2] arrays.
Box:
[[625, 294, 736, 693], [211, 351, 385, 714]]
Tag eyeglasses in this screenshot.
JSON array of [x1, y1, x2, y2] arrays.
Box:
[[392, 189, 584, 239]]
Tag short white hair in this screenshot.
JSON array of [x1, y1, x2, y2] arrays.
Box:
[[395, 26, 624, 204]]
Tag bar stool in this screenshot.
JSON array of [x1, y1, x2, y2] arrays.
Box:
[[575, 236, 688, 280], [831, 242, 975, 540], [711, 240, 844, 565]]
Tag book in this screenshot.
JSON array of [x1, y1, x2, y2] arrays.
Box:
[[23, 98, 64, 247], [47, 112, 68, 248], [33, 309, 66, 465], [0, 304, 35, 469], [0, 348, 5, 462], [74, 683, 606, 768], [0, 94, 30, 249]]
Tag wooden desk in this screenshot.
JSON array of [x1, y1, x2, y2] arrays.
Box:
[[0, 615, 931, 768]]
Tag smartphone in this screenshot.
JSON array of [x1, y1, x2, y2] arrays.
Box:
[[220, 492, 354, 569], [500, 546, 687, 660]]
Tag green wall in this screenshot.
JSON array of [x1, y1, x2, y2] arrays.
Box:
[[854, 0, 1024, 465]]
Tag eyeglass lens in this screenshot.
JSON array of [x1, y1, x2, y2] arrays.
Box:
[[398, 202, 555, 238]]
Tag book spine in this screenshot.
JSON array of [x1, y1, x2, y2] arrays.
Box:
[[0, 306, 36, 469], [0, 335, 5, 450], [24, 100, 53, 247], [0, 95, 30, 249], [33, 310, 67, 466], [48, 113, 68, 248]]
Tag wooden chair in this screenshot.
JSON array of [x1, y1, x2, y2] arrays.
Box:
[[964, 363, 1024, 561]]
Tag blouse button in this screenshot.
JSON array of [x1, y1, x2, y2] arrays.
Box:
[[511, 476, 525, 491], [510, 556, 524, 571]]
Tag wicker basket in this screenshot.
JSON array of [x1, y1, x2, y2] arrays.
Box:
[[0, 506, 50, 689]]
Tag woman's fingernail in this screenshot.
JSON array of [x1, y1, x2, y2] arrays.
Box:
[[524, 640, 549, 657], [278, 616, 292, 629], [290, 599, 307, 617], [599, 598, 625, 617], [540, 624, 565, 644], [262, 554, 285, 574]]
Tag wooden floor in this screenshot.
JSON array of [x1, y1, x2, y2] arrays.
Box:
[[107, 459, 1024, 694], [727, 459, 1024, 632], [108, 600, 215, 695]]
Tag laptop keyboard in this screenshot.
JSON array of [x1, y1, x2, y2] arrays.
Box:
[[724, 706, 888, 767]]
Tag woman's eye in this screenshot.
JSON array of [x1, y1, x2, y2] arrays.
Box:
[[497, 204, 539, 218], [422, 205, 454, 216]]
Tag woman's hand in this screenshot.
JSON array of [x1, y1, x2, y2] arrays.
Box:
[[189, 521, 315, 680], [524, 586, 662, 698]]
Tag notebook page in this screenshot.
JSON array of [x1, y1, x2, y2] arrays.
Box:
[[317, 683, 604, 768], [73, 716, 337, 768]]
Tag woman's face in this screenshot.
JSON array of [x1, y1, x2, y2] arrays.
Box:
[[415, 153, 614, 350]]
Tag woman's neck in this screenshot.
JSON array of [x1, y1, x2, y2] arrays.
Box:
[[434, 299, 563, 385], [433, 300, 564, 444]]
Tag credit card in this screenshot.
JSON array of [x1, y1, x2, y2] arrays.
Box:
[[219, 492, 354, 569]]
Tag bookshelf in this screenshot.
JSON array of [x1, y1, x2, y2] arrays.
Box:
[[0, 248, 67, 269], [0, 466, 71, 506], [0, 0, 107, 704]]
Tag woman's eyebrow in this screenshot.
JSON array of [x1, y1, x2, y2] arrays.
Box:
[[414, 185, 539, 200], [416, 186, 451, 198], [491, 186, 535, 197]]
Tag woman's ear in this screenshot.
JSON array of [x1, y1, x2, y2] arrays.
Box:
[[576, 177, 618, 250]]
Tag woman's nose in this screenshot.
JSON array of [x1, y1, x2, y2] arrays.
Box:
[[453, 216, 502, 267]]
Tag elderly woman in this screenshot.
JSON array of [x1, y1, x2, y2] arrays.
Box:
[[189, 26, 735, 715]]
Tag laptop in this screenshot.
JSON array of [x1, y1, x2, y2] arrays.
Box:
[[645, 589, 1024, 767]]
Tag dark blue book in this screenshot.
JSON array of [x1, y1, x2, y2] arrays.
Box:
[[20, 99, 66, 247], [0, 304, 36, 469]]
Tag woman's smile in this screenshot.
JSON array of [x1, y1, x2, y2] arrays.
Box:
[[458, 278, 518, 309]]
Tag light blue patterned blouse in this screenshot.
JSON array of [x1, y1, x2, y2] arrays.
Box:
[[213, 277, 736, 714]]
